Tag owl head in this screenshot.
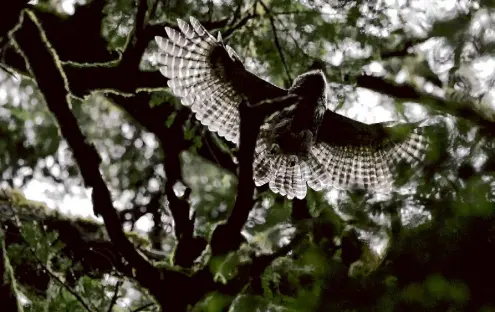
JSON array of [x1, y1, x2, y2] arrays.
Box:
[[289, 69, 328, 104]]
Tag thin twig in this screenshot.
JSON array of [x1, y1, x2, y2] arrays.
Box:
[[149, 0, 160, 20], [42, 259, 95, 312], [223, 13, 259, 40], [106, 280, 123, 312], [260, 0, 293, 85]]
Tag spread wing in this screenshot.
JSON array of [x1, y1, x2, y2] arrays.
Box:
[[154, 17, 287, 145], [310, 110, 430, 191]]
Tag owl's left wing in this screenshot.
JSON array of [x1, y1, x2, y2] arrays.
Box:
[[310, 110, 430, 191], [154, 17, 287, 144]]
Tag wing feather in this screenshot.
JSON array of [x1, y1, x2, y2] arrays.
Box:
[[155, 17, 287, 144], [312, 110, 431, 191]]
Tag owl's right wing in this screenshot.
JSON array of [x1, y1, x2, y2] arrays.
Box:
[[154, 17, 287, 145], [310, 110, 431, 191]]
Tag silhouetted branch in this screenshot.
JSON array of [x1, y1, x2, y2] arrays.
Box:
[[210, 95, 300, 256], [11, 7, 166, 293], [11, 14, 204, 309], [343, 73, 495, 134], [292, 198, 312, 221], [118, 0, 150, 70], [156, 110, 208, 266], [131, 302, 156, 312], [33, 250, 95, 312]]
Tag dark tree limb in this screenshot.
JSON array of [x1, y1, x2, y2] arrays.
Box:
[[10, 11, 198, 310], [342, 73, 495, 134], [118, 0, 150, 71], [0, 5, 230, 98], [210, 95, 300, 256], [292, 198, 312, 221], [156, 110, 208, 267], [8, 7, 220, 302], [2, 3, 493, 142]]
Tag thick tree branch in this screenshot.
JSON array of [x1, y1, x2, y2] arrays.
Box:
[[1, 6, 230, 98], [292, 198, 312, 221], [9, 12, 197, 307], [343, 73, 495, 133], [156, 110, 208, 267], [210, 95, 300, 256], [3, 3, 493, 148]]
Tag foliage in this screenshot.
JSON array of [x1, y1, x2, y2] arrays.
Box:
[[1, 0, 495, 311]]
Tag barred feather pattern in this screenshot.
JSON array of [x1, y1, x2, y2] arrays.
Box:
[[253, 123, 429, 198], [154, 17, 242, 144], [310, 126, 428, 190], [156, 17, 432, 199]]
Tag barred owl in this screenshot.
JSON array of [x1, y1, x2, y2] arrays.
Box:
[[154, 17, 430, 199]]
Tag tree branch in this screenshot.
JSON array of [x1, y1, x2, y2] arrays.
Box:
[[343, 73, 495, 133], [210, 95, 300, 256], [222, 13, 259, 39], [156, 110, 208, 267], [10, 7, 172, 296], [260, 1, 293, 85], [106, 280, 123, 312], [1, 6, 231, 98]]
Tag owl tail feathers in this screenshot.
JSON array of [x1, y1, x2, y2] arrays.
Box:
[[254, 137, 331, 199], [253, 151, 310, 199]]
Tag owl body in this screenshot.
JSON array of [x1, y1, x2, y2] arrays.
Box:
[[262, 70, 327, 156], [154, 17, 432, 199]]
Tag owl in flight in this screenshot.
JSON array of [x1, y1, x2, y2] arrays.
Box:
[[154, 17, 430, 199]]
